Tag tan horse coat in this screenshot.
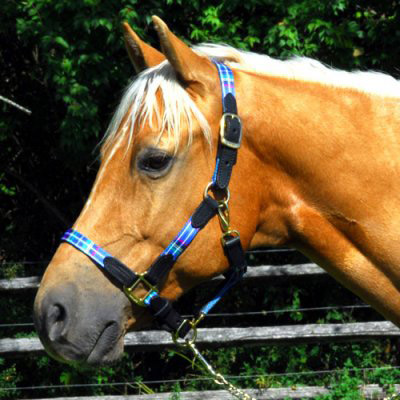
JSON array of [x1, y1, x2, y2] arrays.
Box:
[[34, 17, 400, 365]]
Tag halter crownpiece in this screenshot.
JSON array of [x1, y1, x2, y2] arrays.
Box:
[[62, 62, 246, 340]]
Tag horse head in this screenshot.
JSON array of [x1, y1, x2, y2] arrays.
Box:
[[33, 17, 261, 365], [34, 16, 400, 366]]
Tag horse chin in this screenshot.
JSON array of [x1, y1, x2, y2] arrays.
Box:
[[40, 326, 125, 367], [85, 338, 125, 366], [85, 322, 125, 366]]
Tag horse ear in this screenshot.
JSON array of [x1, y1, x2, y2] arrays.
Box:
[[122, 22, 166, 73], [152, 16, 215, 94]]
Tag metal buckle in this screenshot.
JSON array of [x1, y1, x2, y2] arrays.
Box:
[[123, 273, 158, 307], [219, 113, 242, 149], [172, 313, 205, 346], [221, 229, 240, 246], [203, 181, 230, 202]]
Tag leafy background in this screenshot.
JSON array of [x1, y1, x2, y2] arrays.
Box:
[[1, 0, 400, 398]]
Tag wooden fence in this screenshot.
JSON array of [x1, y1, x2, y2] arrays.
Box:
[[1, 255, 400, 399]]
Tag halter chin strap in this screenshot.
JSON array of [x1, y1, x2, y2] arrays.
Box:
[[62, 62, 247, 339]]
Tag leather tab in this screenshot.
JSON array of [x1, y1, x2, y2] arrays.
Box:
[[214, 146, 237, 189], [191, 197, 219, 228], [223, 236, 247, 278], [146, 254, 175, 286], [103, 257, 137, 287], [148, 295, 189, 337], [223, 93, 237, 114]]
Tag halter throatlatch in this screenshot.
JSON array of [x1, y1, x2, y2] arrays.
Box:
[[61, 62, 246, 339]]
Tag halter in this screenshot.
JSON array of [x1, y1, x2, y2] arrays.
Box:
[[61, 62, 246, 341]]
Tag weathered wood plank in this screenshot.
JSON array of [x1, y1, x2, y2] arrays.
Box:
[[0, 264, 325, 291], [1, 321, 398, 357], [0, 276, 41, 291], [233, 263, 325, 279], [29, 384, 400, 400]]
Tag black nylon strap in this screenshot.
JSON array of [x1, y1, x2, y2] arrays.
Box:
[[223, 93, 237, 114], [146, 254, 175, 286], [148, 295, 191, 338], [103, 257, 137, 287], [214, 146, 238, 189], [213, 92, 241, 190], [223, 236, 247, 278], [191, 197, 219, 228]]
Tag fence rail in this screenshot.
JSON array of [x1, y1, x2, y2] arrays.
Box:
[[2, 252, 398, 400], [1, 321, 397, 357], [0, 263, 325, 291], [29, 384, 400, 400]]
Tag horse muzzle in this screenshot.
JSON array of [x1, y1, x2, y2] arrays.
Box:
[[33, 268, 129, 365]]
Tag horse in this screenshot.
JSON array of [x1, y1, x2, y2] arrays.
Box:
[[34, 16, 400, 366]]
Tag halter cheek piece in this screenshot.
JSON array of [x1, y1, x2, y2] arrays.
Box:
[[62, 62, 247, 340]]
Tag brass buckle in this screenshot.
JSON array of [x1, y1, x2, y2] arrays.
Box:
[[221, 229, 240, 246], [219, 113, 242, 149], [172, 313, 205, 346], [124, 273, 158, 307], [203, 181, 230, 202]]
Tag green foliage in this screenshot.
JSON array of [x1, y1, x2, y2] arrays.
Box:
[[0, 262, 24, 280], [0, 358, 20, 399], [1, 276, 399, 398], [1, 0, 399, 261]]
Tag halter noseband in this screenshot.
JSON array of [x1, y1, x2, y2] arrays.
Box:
[[61, 62, 246, 341]]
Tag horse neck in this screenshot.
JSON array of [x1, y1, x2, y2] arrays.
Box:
[[239, 70, 400, 209], [237, 68, 400, 260], [235, 70, 400, 327], [242, 70, 394, 167]]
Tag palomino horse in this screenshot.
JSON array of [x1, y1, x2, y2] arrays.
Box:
[[34, 16, 400, 365]]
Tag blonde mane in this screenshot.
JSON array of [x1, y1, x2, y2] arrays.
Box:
[[197, 44, 400, 98], [104, 44, 400, 150], [103, 60, 211, 153]]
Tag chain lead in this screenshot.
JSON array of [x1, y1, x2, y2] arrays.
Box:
[[184, 341, 256, 400]]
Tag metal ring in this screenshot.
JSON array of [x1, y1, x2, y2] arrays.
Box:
[[222, 229, 240, 238], [203, 181, 214, 200], [203, 181, 230, 203], [220, 230, 240, 246], [172, 320, 198, 347]]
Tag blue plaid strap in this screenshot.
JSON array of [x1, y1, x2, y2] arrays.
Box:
[[200, 273, 241, 315], [161, 218, 200, 261], [213, 62, 236, 113], [212, 62, 241, 189], [62, 229, 111, 268], [62, 220, 200, 275], [61, 197, 215, 284]]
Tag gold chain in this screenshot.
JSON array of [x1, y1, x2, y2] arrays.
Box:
[[184, 340, 257, 400], [186, 181, 251, 398]]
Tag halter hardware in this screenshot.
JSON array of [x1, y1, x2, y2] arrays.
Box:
[[220, 113, 242, 149], [62, 61, 245, 329], [60, 62, 252, 399], [218, 203, 231, 233], [123, 273, 158, 307], [203, 181, 230, 202], [172, 312, 206, 347]]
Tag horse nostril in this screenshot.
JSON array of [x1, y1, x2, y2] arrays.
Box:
[[46, 303, 68, 342]]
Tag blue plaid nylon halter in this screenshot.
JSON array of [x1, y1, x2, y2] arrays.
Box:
[[62, 62, 241, 318], [62, 229, 111, 268], [212, 62, 235, 184], [63, 215, 201, 270], [214, 62, 236, 109], [161, 218, 200, 260]]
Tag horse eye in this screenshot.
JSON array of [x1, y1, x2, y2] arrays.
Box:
[[137, 149, 173, 177]]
